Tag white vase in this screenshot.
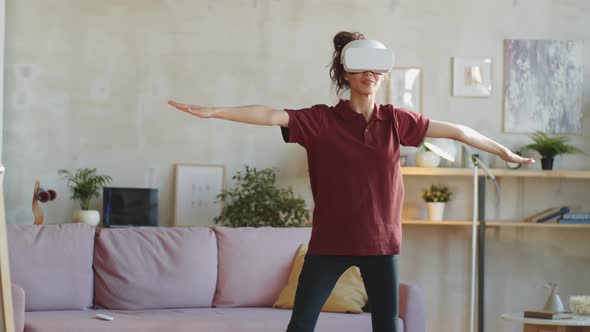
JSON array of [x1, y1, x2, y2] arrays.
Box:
[[427, 202, 446, 221], [415, 151, 441, 167], [73, 210, 100, 226]]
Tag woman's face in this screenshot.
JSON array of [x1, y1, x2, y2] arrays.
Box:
[[344, 71, 384, 96]]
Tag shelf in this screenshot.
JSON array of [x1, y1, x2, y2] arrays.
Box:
[[402, 220, 590, 228], [402, 220, 477, 226], [485, 221, 590, 228], [401, 167, 590, 179]]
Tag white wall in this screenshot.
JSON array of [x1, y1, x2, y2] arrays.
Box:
[[2, 1, 590, 332]]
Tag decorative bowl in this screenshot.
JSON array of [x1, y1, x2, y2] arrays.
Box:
[[569, 295, 590, 315]]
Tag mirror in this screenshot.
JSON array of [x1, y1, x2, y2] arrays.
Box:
[[0, 165, 15, 332]]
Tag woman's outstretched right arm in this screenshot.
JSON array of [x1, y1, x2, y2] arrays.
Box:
[[168, 100, 289, 127]]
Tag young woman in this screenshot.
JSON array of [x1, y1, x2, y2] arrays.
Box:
[[168, 31, 534, 332]]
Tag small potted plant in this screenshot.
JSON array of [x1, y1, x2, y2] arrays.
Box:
[[58, 168, 112, 226], [525, 131, 585, 170], [421, 184, 452, 221]]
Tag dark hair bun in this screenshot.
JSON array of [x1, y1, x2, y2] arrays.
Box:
[[333, 31, 365, 52], [329, 31, 366, 96]]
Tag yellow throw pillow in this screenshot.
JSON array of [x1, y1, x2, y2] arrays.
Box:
[[273, 244, 368, 313]]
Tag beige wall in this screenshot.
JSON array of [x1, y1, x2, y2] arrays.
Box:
[[2, 0, 590, 331]]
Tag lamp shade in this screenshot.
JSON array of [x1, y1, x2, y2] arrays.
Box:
[[423, 139, 456, 162]]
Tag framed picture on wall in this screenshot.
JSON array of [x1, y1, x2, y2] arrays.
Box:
[[377, 67, 422, 113], [173, 163, 226, 227], [503, 39, 582, 134], [452, 57, 492, 97]]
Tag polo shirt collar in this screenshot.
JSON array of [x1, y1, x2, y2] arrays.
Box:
[[335, 99, 391, 121]]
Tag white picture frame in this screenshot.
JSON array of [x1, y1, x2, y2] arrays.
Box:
[[173, 163, 226, 227], [452, 57, 492, 97], [377, 67, 422, 113]]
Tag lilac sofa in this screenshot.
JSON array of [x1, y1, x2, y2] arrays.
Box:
[[8, 223, 425, 332]]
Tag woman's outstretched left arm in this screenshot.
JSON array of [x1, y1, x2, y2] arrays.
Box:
[[425, 120, 535, 164]]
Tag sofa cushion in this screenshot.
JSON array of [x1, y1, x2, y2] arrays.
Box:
[[273, 244, 368, 313], [7, 223, 95, 311], [212, 226, 311, 307], [93, 227, 217, 310], [24, 307, 400, 332]]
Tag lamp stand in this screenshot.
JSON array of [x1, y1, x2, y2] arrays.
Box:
[[424, 141, 498, 332], [470, 154, 479, 332], [469, 152, 497, 332]]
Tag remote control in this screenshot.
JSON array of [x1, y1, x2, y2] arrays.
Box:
[[95, 313, 114, 321]]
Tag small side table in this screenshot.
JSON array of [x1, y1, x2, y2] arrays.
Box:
[[502, 313, 590, 332]]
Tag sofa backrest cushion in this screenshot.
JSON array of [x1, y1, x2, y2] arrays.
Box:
[[93, 227, 217, 310], [212, 226, 311, 307], [7, 223, 95, 311]]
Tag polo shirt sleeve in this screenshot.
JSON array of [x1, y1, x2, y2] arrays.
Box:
[[393, 108, 430, 147], [280, 105, 324, 148]]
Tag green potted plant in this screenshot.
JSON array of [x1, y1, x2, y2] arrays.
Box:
[[525, 131, 585, 170], [214, 166, 310, 227], [58, 168, 112, 226], [421, 184, 452, 221]]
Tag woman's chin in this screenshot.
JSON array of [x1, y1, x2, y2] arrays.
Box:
[[351, 88, 379, 97]]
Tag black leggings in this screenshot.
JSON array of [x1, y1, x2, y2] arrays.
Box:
[[286, 253, 399, 332]]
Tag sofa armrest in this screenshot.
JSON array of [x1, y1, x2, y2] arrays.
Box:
[[12, 284, 25, 332], [399, 282, 425, 332]]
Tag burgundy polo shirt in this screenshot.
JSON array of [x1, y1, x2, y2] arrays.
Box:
[[280, 99, 430, 256]]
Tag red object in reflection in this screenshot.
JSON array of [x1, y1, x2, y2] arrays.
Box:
[[38, 190, 50, 202], [47, 189, 57, 200]]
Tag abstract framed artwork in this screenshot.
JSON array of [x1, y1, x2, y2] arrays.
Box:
[[452, 57, 492, 97], [377, 67, 422, 113], [173, 163, 226, 227], [503, 39, 583, 134]]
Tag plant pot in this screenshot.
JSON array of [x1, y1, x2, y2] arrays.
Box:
[[426, 202, 446, 221], [541, 157, 554, 170], [73, 210, 100, 226], [415, 151, 441, 168]]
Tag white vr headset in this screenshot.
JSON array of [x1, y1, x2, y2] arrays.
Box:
[[341, 39, 394, 74]]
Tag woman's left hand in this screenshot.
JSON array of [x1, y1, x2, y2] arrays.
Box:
[[501, 150, 536, 164]]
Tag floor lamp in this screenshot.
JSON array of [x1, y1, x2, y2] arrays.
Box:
[[423, 141, 498, 332], [465, 145, 498, 332]]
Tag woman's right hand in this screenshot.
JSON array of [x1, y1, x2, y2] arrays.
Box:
[[168, 100, 216, 119]]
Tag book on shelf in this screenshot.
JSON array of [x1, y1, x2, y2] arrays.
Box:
[[561, 213, 590, 220], [524, 207, 570, 223], [557, 218, 590, 224], [524, 310, 575, 320]]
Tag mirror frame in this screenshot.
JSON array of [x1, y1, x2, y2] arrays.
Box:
[[0, 165, 15, 332], [0, 0, 4, 156], [0, 0, 16, 330]]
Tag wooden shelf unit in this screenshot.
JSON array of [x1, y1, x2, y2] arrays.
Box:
[[401, 166, 590, 228], [402, 166, 590, 228], [402, 165, 590, 332]]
